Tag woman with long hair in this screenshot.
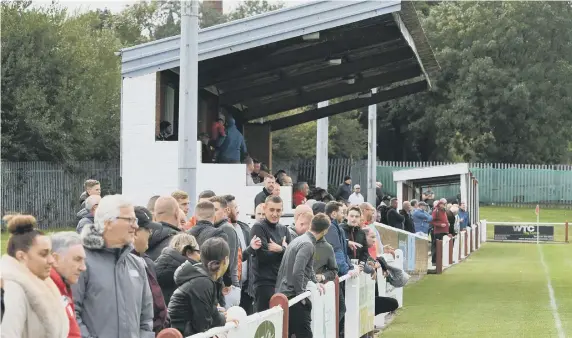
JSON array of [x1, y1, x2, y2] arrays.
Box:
[[168, 237, 234, 336], [1, 215, 69, 338]]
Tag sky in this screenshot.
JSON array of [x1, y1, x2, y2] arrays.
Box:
[[33, 0, 302, 15]]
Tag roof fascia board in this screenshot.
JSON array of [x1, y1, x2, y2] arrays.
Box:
[[121, 0, 401, 77], [392, 12, 431, 88], [393, 163, 470, 182]]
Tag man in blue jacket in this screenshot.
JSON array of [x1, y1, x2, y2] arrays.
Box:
[[458, 202, 470, 229], [216, 117, 247, 164], [412, 201, 433, 237], [324, 201, 360, 337]]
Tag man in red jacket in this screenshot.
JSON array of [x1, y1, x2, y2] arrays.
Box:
[[430, 200, 450, 265], [292, 181, 309, 208], [50, 232, 87, 338]]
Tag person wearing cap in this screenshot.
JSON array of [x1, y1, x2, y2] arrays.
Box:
[[133, 206, 169, 334], [430, 199, 449, 265], [334, 176, 353, 202], [412, 201, 433, 238], [348, 184, 365, 205]]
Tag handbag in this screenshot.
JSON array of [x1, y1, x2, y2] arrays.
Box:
[[380, 255, 410, 288]]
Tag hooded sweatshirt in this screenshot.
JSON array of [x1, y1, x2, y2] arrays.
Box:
[[71, 223, 154, 338], [147, 221, 181, 261], [168, 261, 226, 336], [216, 117, 247, 163], [250, 219, 291, 287]]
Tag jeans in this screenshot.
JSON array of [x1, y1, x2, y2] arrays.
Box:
[[288, 299, 313, 338]]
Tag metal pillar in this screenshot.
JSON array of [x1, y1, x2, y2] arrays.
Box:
[[315, 101, 329, 189], [367, 88, 378, 205], [178, 0, 199, 215]]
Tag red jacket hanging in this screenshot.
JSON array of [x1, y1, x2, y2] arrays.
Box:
[[50, 269, 81, 338]]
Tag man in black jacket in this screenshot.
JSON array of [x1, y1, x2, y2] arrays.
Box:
[[387, 198, 405, 230], [147, 196, 182, 260], [399, 201, 415, 233], [334, 176, 352, 202], [276, 213, 330, 338], [223, 194, 261, 315], [250, 195, 292, 312], [342, 206, 374, 276], [254, 175, 276, 210]]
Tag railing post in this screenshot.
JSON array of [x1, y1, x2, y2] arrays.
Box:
[[464, 231, 468, 258], [335, 276, 340, 338], [270, 293, 289, 338], [565, 221, 569, 243], [475, 225, 480, 250], [448, 237, 454, 265], [156, 328, 183, 338], [436, 239, 443, 274]]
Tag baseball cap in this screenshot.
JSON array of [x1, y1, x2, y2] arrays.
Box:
[[134, 206, 162, 231]]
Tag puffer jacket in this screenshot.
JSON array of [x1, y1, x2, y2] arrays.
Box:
[[168, 261, 226, 336], [188, 220, 228, 248], [147, 221, 181, 261], [71, 223, 154, 338], [76, 208, 89, 222], [76, 213, 94, 234], [154, 247, 198, 305]]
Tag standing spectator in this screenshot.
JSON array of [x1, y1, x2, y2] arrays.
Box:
[[377, 196, 391, 224], [171, 190, 190, 217], [282, 176, 293, 186], [76, 195, 100, 234], [293, 182, 310, 207], [272, 184, 281, 197], [288, 206, 313, 240], [155, 233, 201, 306], [422, 186, 435, 207], [375, 182, 383, 207], [342, 207, 373, 275], [2, 215, 69, 338], [189, 201, 228, 247], [410, 199, 418, 209], [348, 184, 365, 205], [146, 195, 160, 218], [245, 157, 257, 186], [387, 198, 405, 230], [324, 202, 357, 277], [210, 197, 241, 299], [334, 176, 352, 202], [274, 170, 287, 186], [458, 202, 470, 229], [168, 238, 232, 336], [72, 195, 154, 338], [250, 196, 292, 312], [187, 190, 217, 229], [216, 117, 247, 164], [50, 232, 87, 338], [147, 196, 182, 261], [255, 203, 266, 222], [251, 159, 267, 184], [400, 201, 415, 233], [157, 121, 176, 140], [224, 195, 262, 315], [78, 179, 101, 211], [254, 175, 276, 209], [276, 214, 330, 338], [412, 202, 433, 237], [133, 206, 169, 334], [430, 200, 450, 265]]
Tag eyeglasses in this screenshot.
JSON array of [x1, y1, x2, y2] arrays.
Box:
[[116, 217, 138, 225]]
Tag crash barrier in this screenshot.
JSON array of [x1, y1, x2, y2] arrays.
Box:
[[374, 223, 430, 275], [158, 250, 406, 338], [436, 222, 484, 274]]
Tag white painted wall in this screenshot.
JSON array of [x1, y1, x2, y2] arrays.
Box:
[[121, 74, 292, 220]]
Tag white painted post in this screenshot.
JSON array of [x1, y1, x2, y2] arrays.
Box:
[[460, 173, 468, 206], [316, 101, 329, 189], [178, 0, 199, 214], [396, 181, 403, 210], [367, 88, 378, 205]]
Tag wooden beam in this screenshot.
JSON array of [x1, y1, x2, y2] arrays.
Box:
[[219, 46, 412, 105], [199, 24, 403, 87], [243, 64, 421, 120], [269, 80, 428, 131]]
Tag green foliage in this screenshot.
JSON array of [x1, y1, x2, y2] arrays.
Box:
[[372, 1, 572, 163]]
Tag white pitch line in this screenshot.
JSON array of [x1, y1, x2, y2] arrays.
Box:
[[537, 244, 566, 338]]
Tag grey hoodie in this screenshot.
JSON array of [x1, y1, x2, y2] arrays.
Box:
[[71, 222, 154, 338], [214, 219, 240, 288]]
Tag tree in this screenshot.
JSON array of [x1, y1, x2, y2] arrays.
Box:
[[367, 1, 572, 163]]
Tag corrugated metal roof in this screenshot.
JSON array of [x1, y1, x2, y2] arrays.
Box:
[[120, 0, 403, 77]]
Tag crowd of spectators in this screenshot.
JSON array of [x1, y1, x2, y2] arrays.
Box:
[[0, 170, 469, 338]]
